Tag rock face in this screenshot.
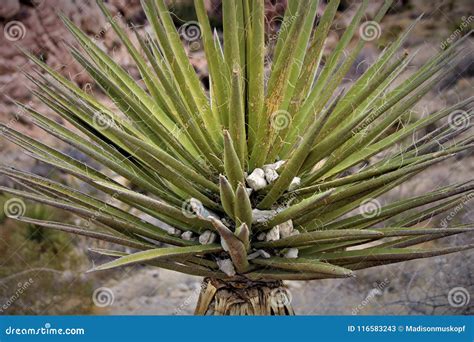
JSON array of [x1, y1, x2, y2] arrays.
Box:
[[2, 2, 88, 102], [0, 0, 152, 107], [0, 0, 144, 182], [0, 0, 20, 19]]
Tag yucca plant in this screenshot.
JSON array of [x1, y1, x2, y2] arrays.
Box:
[[1, 0, 473, 315]]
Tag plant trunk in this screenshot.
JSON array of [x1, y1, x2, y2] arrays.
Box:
[[194, 278, 295, 315]]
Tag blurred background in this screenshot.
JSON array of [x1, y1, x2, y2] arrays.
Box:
[[0, 0, 472, 315]]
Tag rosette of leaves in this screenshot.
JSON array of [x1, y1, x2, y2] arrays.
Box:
[[1, 0, 473, 315]]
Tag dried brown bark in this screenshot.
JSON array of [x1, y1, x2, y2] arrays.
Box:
[[195, 277, 295, 315]]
